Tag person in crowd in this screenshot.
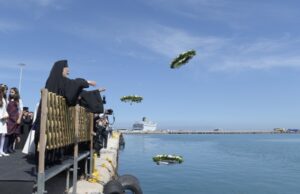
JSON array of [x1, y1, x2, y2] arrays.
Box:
[[22, 103, 39, 155], [1, 83, 24, 114], [0, 86, 9, 156], [93, 114, 102, 156], [93, 113, 109, 156], [15, 107, 33, 150], [5, 87, 21, 154], [34, 59, 102, 164], [0, 84, 8, 103]]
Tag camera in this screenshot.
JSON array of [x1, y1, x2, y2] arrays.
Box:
[[105, 109, 113, 115], [102, 95, 106, 104]]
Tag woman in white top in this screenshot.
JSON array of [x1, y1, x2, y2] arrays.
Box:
[[0, 86, 9, 156]]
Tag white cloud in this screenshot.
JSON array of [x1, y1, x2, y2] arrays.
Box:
[[59, 18, 300, 72], [144, 0, 229, 22], [212, 56, 300, 72], [144, 0, 300, 31], [30, 0, 56, 6], [0, 60, 21, 70], [0, 0, 62, 6], [0, 0, 67, 10], [211, 37, 300, 71], [0, 58, 50, 71], [124, 24, 227, 58], [145, 0, 226, 9], [0, 19, 22, 32], [237, 37, 300, 54], [29, 0, 67, 8], [127, 25, 300, 71]]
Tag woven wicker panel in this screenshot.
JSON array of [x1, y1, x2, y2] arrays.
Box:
[[78, 107, 92, 142], [45, 91, 92, 150], [46, 92, 54, 149], [46, 92, 73, 149], [68, 107, 76, 145]]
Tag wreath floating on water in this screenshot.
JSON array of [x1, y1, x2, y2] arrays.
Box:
[[153, 154, 184, 165], [170, 50, 196, 69], [120, 95, 143, 104]]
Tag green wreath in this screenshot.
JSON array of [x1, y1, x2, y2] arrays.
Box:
[[170, 50, 196, 69], [120, 95, 143, 104], [153, 154, 184, 164]]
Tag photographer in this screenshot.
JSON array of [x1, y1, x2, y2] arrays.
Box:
[[93, 109, 113, 156], [93, 114, 106, 156]]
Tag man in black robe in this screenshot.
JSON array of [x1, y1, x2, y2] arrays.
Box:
[[34, 60, 104, 164], [45, 60, 105, 112]]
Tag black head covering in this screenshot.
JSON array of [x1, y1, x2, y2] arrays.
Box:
[[45, 60, 68, 95], [45, 60, 89, 106]]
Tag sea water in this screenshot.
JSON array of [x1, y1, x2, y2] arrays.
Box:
[[118, 134, 300, 194]]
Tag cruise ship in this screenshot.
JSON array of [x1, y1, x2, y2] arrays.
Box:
[[132, 117, 157, 131]]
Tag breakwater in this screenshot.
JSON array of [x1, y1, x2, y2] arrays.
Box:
[[119, 129, 298, 135]]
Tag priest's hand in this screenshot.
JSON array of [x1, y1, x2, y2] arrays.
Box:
[[98, 88, 106, 93], [87, 80, 96, 86]]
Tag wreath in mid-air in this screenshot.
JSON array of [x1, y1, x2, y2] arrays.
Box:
[[170, 50, 196, 69], [120, 95, 143, 104]]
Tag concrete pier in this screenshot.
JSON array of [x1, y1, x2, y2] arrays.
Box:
[[120, 129, 296, 135], [69, 131, 121, 194]]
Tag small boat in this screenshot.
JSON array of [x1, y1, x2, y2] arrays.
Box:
[[152, 154, 183, 165]]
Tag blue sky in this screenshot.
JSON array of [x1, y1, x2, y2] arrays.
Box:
[[1, 0, 300, 130]]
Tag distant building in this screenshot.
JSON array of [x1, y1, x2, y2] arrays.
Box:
[[273, 128, 286, 133], [287, 129, 300, 133], [213, 128, 222, 132]]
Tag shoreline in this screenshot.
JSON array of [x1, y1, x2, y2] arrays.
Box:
[[118, 129, 300, 135]]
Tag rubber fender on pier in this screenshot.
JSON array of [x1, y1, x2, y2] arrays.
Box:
[[119, 134, 125, 145], [117, 174, 143, 194], [119, 134, 125, 150], [103, 180, 124, 194]]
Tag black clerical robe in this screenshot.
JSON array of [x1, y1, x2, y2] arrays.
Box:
[[79, 90, 104, 113]]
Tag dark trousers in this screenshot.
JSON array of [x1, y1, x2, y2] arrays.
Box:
[[3, 134, 15, 153]]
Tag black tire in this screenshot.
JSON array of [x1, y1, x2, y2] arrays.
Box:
[[118, 174, 143, 194], [103, 180, 124, 194]]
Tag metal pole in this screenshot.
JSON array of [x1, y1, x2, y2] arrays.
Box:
[[18, 63, 25, 94], [73, 105, 80, 194], [89, 113, 94, 178], [65, 168, 70, 193]]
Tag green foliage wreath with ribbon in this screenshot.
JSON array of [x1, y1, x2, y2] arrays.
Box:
[[170, 50, 196, 69], [153, 154, 184, 164], [120, 95, 143, 104]]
